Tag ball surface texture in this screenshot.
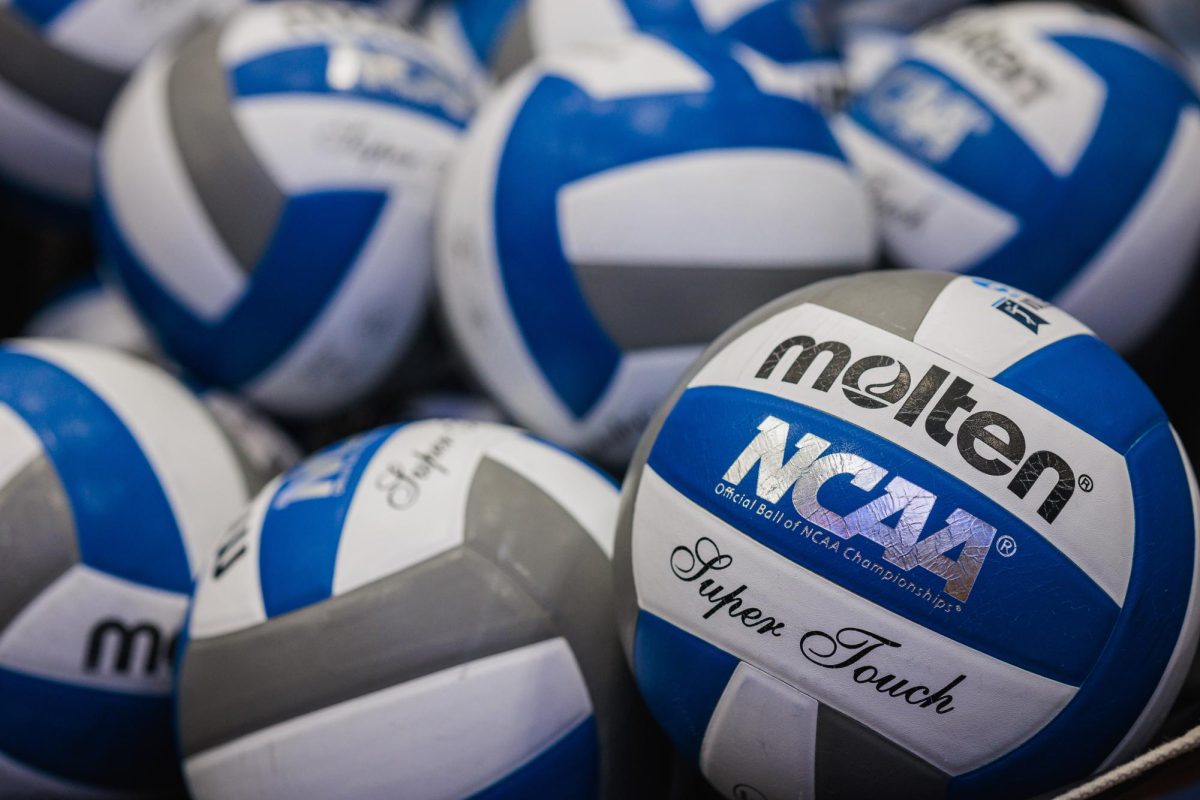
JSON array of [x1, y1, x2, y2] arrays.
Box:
[[616, 271, 1200, 799], [437, 31, 877, 463]]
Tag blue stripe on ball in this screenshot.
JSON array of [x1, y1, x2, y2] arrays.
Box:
[[622, 0, 704, 33], [230, 44, 470, 129], [457, 0, 526, 67], [0, 665, 178, 792], [7, 0, 75, 29], [467, 714, 599, 800], [634, 610, 739, 764], [995, 334, 1165, 455], [258, 427, 393, 619], [493, 77, 623, 420], [646, 385, 1118, 687], [948, 422, 1194, 797], [0, 351, 192, 594], [98, 187, 387, 390], [723, 0, 836, 64], [494, 44, 844, 419]]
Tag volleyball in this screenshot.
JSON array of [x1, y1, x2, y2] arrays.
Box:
[[616, 271, 1200, 798], [0, 340, 251, 797], [95, 1, 475, 417], [837, 3, 1200, 352], [437, 31, 876, 463], [177, 420, 657, 799]]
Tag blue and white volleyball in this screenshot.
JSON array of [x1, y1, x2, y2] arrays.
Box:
[[836, 3, 1200, 353], [616, 271, 1200, 799], [422, 0, 532, 97], [0, 0, 229, 209], [529, 0, 842, 106], [177, 419, 657, 799], [0, 340, 253, 797], [437, 32, 877, 464], [95, 1, 476, 417], [834, 0, 973, 94]]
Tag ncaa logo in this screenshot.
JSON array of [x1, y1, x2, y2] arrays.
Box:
[[722, 415, 999, 602]]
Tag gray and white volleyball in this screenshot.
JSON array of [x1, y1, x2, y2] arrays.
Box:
[[176, 420, 661, 799]]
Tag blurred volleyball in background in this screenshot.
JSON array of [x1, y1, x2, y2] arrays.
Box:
[[437, 31, 877, 464], [422, 0, 532, 97], [95, 1, 475, 418], [836, 2, 1200, 353], [529, 0, 844, 107], [177, 419, 663, 799], [195, 389, 302, 495], [616, 271, 1200, 799], [0, 340, 252, 797], [0, 0, 232, 210], [25, 273, 162, 362]]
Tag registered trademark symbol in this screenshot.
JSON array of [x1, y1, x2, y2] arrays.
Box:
[[996, 535, 1018, 557], [1079, 475, 1094, 492]]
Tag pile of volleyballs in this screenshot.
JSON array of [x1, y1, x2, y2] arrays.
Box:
[[9, 0, 1199, 454], [3, 0, 1200, 798]]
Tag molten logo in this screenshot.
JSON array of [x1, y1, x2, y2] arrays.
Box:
[[753, 334, 1076, 524], [723, 415, 997, 601], [85, 620, 177, 677]]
